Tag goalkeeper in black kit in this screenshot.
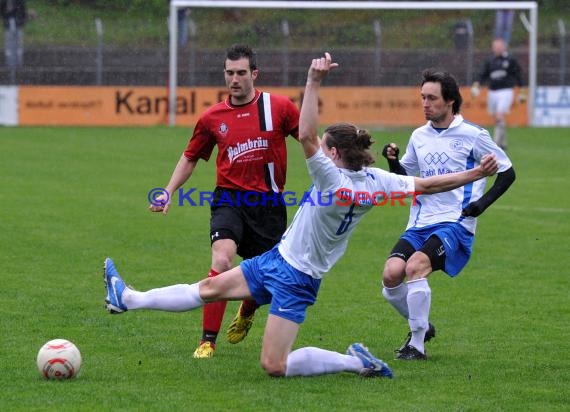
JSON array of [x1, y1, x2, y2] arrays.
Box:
[[471, 38, 525, 151]]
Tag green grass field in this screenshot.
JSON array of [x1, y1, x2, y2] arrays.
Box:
[[1, 126, 569, 411]]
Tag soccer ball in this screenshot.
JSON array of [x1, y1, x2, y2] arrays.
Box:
[[36, 339, 82, 380]]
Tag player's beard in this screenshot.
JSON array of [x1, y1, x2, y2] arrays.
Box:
[[229, 83, 254, 105], [425, 111, 447, 125]]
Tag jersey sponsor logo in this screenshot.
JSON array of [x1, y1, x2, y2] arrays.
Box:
[[421, 167, 454, 177], [335, 188, 420, 207], [490, 69, 507, 80], [423, 152, 450, 165], [227, 137, 269, 163]]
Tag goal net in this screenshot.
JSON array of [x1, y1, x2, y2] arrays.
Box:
[[167, 1, 538, 127]]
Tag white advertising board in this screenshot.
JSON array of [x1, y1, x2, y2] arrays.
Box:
[[0, 86, 18, 126]]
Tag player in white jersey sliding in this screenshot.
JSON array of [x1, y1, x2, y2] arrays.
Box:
[[103, 55, 498, 378], [381, 69, 516, 360]]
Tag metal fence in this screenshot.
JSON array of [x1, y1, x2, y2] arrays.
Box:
[[0, 13, 568, 87]]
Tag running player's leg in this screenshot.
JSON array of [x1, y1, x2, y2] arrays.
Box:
[[382, 238, 415, 319], [227, 194, 287, 344], [104, 258, 250, 313], [256, 260, 391, 378], [195, 198, 243, 358], [492, 89, 514, 150], [398, 235, 444, 359]]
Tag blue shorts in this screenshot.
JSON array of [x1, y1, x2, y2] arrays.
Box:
[[402, 223, 474, 277], [240, 246, 321, 324]]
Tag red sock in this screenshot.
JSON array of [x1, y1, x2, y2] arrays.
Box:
[[201, 269, 227, 341], [240, 299, 259, 317]]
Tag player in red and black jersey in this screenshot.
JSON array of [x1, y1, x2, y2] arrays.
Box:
[[149, 44, 300, 358]]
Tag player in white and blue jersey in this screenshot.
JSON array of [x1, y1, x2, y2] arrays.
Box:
[[381, 69, 516, 360], [102, 55, 498, 379]]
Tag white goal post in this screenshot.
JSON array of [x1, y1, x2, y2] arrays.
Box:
[[168, 1, 538, 126]]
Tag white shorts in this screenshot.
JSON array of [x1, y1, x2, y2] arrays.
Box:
[[488, 88, 514, 115]]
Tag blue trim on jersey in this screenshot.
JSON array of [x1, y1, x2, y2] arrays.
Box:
[[412, 197, 423, 226], [460, 149, 476, 211], [462, 119, 485, 130]]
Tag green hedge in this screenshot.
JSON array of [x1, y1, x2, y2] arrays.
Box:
[[44, 0, 166, 14]]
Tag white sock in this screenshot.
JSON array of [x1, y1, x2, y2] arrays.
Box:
[[406, 278, 431, 354], [382, 281, 409, 319], [494, 120, 507, 148], [123, 283, 204, 311], [285, 347, 363, 377]]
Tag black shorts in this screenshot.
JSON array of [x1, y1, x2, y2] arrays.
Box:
[[388, 235, 446, 272], [209, 187, 287, 259]]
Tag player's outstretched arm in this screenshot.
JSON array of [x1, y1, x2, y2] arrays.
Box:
[[415, 154, 498, 194], [299, 52, 339, 159], [462, 166, 516, 217]]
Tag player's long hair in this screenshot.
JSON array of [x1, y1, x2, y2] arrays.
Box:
[[324, 123, 375, 171], [421, 69, 463, 114], [225, 44, 257, 71]]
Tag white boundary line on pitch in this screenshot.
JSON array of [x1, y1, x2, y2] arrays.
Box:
[[493, 205, 567, 214]]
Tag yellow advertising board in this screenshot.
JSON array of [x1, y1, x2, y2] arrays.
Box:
[[18, 86, 527, 127]]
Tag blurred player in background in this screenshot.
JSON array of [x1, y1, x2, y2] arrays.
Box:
[[105, 52, 498, 378], [494, 0, 515, 45], [149, 44, 300, 358], [471, 38, 525, 150], [382, 69, 515, 360], [1, 0, 31, 70]]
